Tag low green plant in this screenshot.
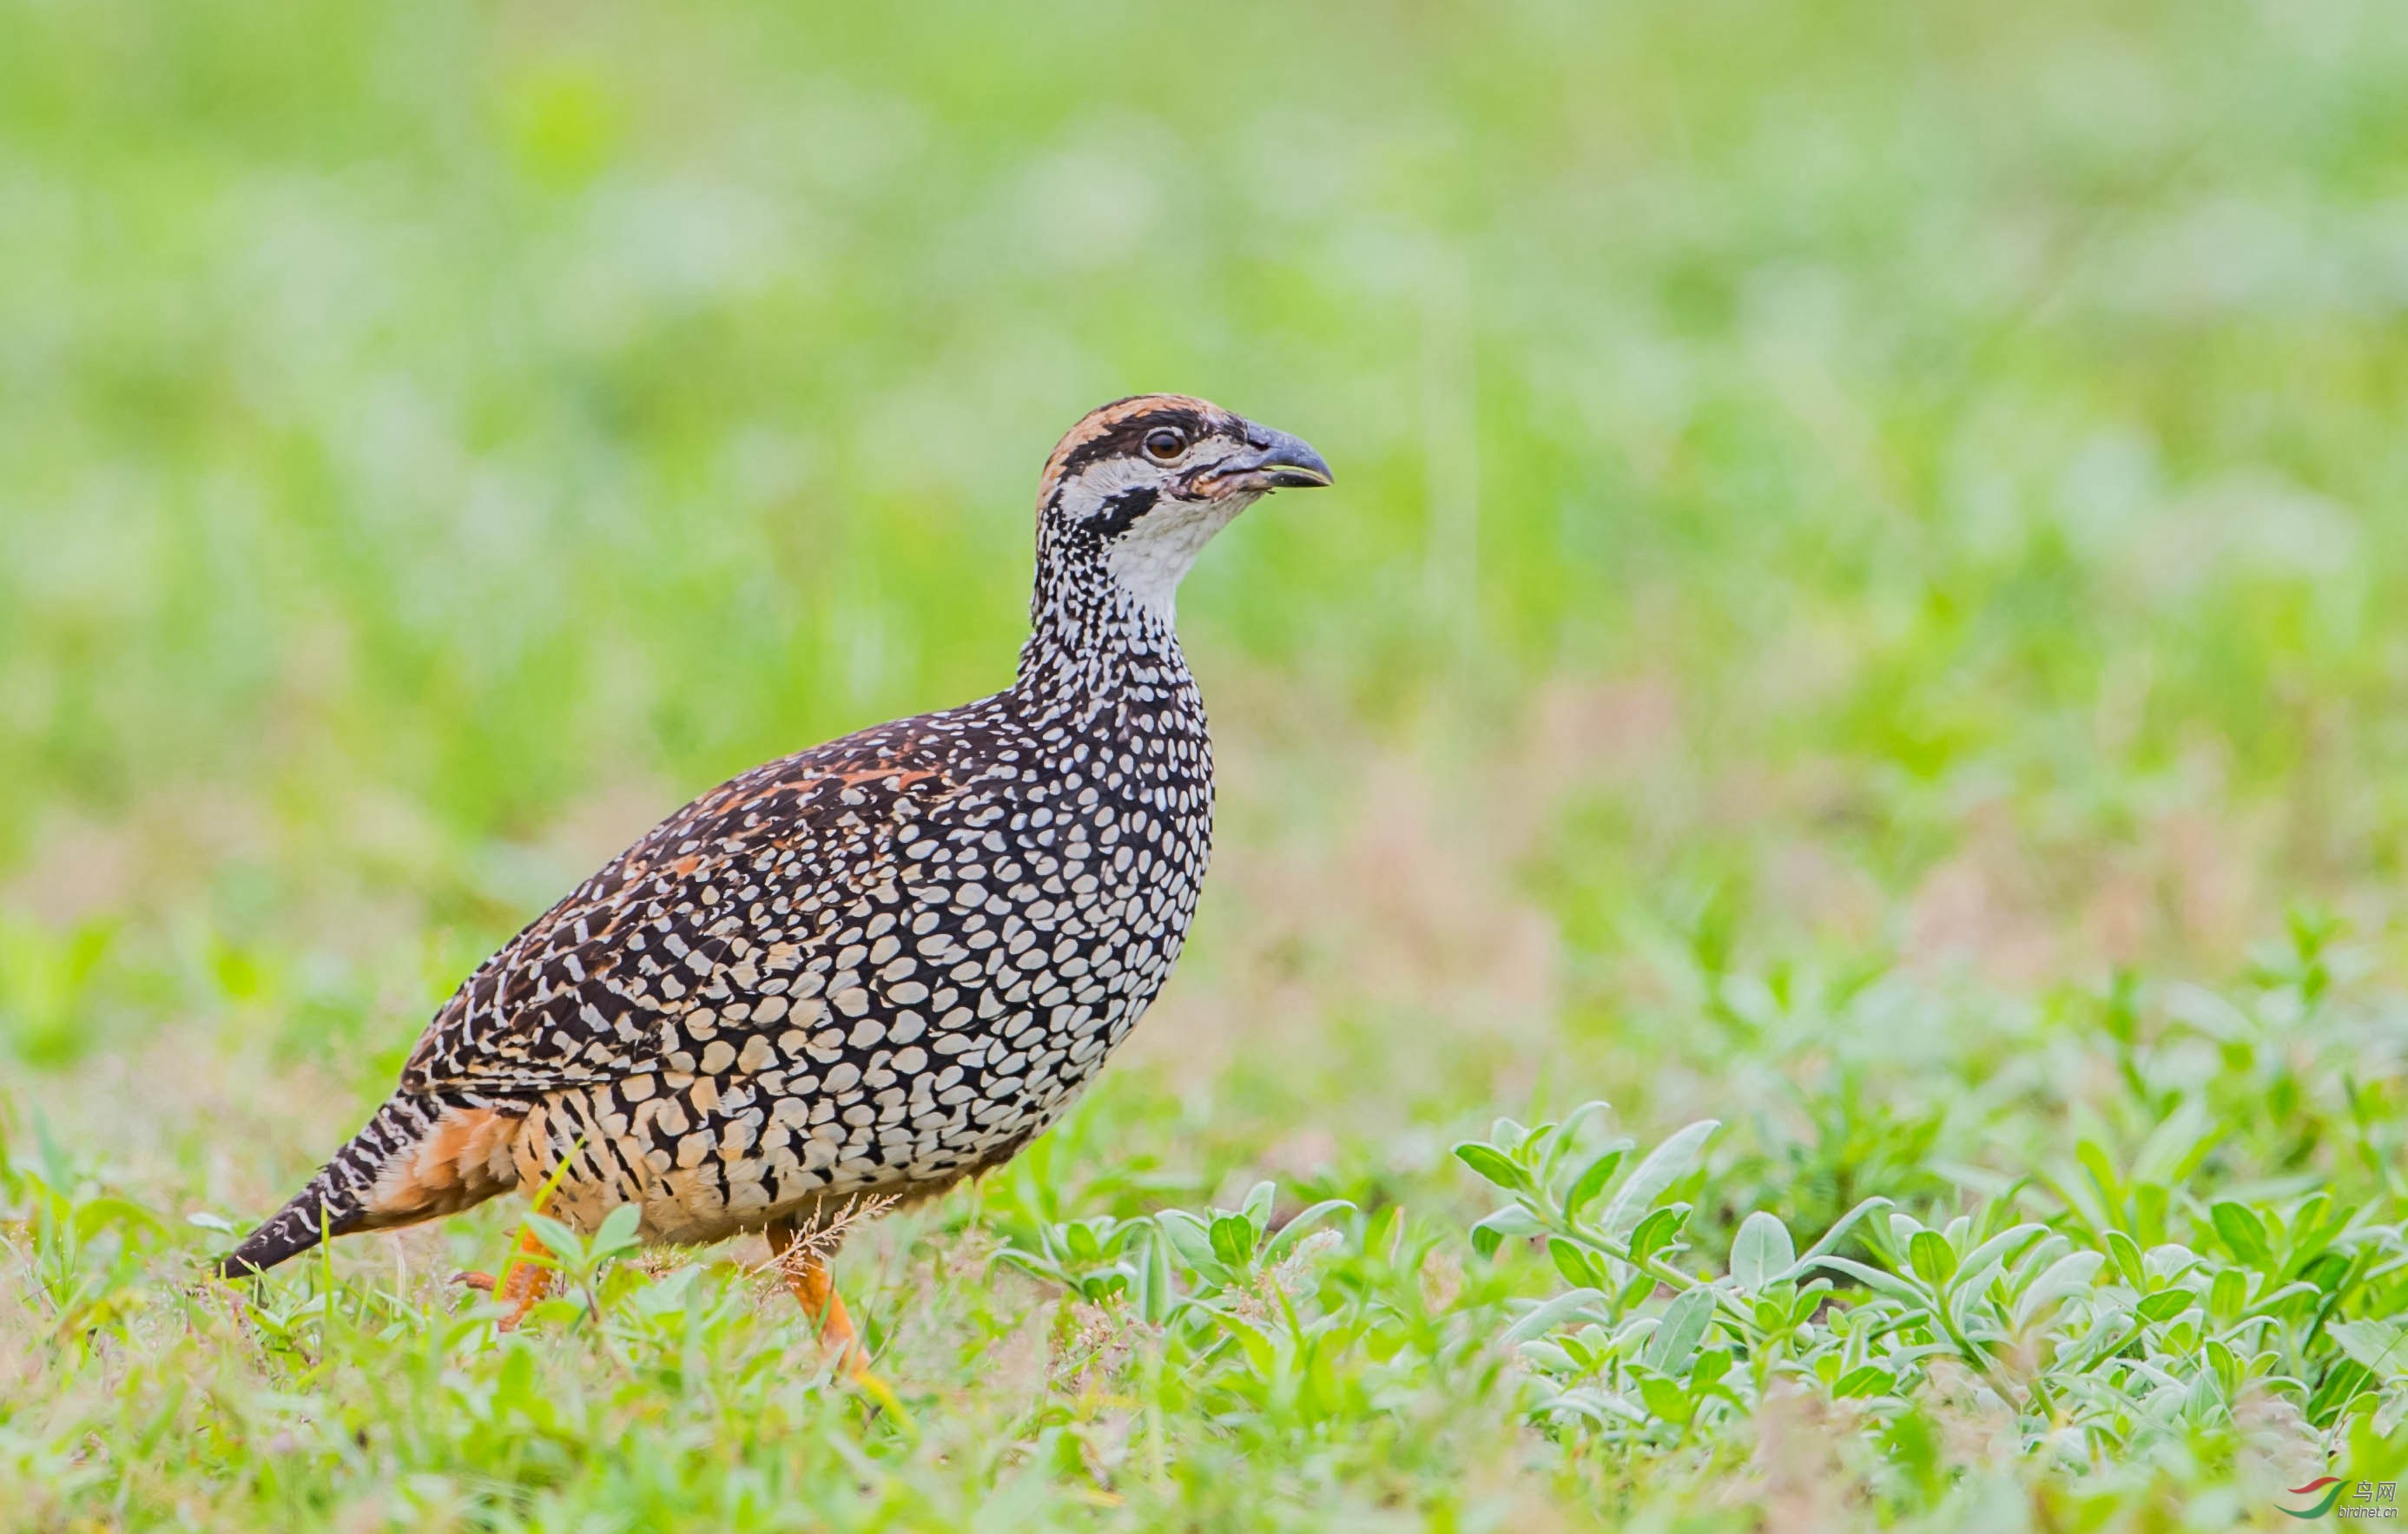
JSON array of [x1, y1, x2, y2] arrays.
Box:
[[1450, 1103, 2408, 1471]]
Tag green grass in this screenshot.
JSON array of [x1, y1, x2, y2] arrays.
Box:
[[8, 0, 2408, 1526]]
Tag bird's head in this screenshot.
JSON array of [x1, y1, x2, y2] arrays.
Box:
[[1034, 394, 1332, 619]]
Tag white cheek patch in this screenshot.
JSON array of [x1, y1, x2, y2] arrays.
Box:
[[1056, 451, 1257, 623], [1105, 492, 1257, 621], [1056, 455, 1157, 517]]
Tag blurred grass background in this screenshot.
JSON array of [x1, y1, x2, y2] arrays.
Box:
[[8, 0, 2408, 1204], [5, 0, 2408, 1519]]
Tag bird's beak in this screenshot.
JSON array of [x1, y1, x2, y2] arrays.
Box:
[[1200, 426, 1335, 496]]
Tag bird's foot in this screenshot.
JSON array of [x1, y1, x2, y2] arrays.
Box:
[[454, 1228, 557, 1330], [765, 1218, 902, 1413]]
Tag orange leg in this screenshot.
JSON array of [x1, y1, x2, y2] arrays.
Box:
[[766, 1219, 871, 1379], [453, 1226, 557, 1332]]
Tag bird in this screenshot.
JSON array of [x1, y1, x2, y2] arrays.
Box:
[[214, 394, 1332, 1375]]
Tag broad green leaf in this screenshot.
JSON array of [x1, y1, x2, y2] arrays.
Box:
[[1628, 1206, 1686, 1262], [2309, 1360, 2375, 1427], [1807, 1255, 1931, 1307], [1156, 1210, 1217, 1274], [2207, 1267, 2246, 1322], [2210, 1202, 2271, 1267], [2205, 1338, 2239, 1395], [1908, 1230, 1956, 1287], [520, 1214, 581, 1265], [2246, 1280, 2325, 1320], [1953, 1223, 2046, 1286], [592, 1203, 642, 1255], [2134, 1289, 2193, 1324], [1504, 1287, 1610, 1346], [1471, 1206, 1545, 1261], [1597, 1121, 1719, 1241], [1209, 1214, 1256, 1268], [1550, 1238, 1606, 1291], [1643, 1286, 1715, 1375], [1730, 1212, 1794, 1293], [1452, 1143, 1533, 1195], [1138, 1227, 1175, 1325], [2105, 1228, 2147, 1289], [1241, 1181, 1277, 1239], [1562, 1147, 1628, 1221], [2332, 1320, 2408, 1378], [1635, 1373, 1692, 1424]]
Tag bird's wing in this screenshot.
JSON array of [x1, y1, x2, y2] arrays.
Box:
[[399, 733, 973, 1097]]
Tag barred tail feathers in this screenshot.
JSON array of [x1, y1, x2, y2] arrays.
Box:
[[215, 1094, 522, 1278]]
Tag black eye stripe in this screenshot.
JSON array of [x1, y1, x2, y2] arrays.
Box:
[[1057, 408, 1214, 477], [1090, 485, 1158, 539]]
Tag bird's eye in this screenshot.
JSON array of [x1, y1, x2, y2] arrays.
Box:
[[1143, 428, 1187, 462]]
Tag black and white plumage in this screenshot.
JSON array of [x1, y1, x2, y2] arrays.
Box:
[[218, 394, 1331, 1282]]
